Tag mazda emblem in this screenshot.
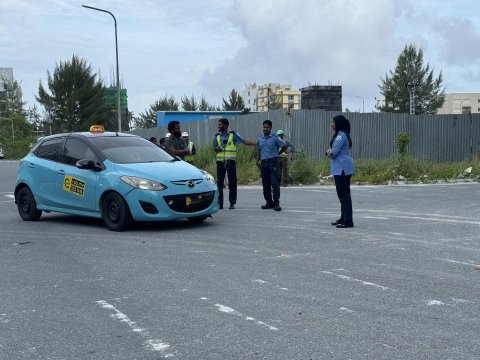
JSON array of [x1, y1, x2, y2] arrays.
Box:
[[187, 181, 195, 188]]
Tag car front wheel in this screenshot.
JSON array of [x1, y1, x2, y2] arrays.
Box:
[[16, 187, 42, 221], [102, 192, 133, 231]]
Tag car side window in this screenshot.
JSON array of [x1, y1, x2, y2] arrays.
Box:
[[61, 138, 98, 166], [35, 137, 63, 162]]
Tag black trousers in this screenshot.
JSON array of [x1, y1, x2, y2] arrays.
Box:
[[216, 160, 237, 206], [260, 158, 281, 206], [334, 172, 353, 224]]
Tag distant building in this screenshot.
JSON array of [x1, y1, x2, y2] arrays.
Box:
[[0, 67, 14, 91], [242, 83, 258, 111], [243, 83, 300, 112], [156, 111, 243, 127], [300, 85, 342, 111], [276, 89, 301, 112], [437, 93, 480, 114]]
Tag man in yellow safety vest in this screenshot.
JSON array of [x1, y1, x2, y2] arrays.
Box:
[[213, 118, 256, 209]]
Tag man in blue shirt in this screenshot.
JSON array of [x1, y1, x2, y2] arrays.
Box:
[[256, 120, 287, 211]]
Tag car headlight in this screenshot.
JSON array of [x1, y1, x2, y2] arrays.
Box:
[[200, 170, 216, 185], [120, 176, 167, 191]]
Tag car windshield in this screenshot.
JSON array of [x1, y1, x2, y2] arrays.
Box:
[[89, 136, 177, 164]]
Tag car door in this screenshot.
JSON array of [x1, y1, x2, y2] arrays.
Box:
[[28, 137, 64, 207], [52, 137, 100, 213]]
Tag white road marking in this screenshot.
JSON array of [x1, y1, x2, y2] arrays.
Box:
[[359, 209, 480, 225], [339, 307, 355, 313], [451, 298, 475, 304], [253, 279, 269, 284], [214, 303, 279, 331], [252, 279, 290, 291], [321, 271, 391, 291], [435, 258, 480, 267], [1, 193, 15, 203], [96, 300, 174, 357], [426, 300, 444, 306]]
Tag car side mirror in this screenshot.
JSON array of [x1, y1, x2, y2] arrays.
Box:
[[76, 159, 102, 171]]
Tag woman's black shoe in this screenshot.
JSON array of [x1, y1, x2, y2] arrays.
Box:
[[331, 219, 343, 226], [336, 223, 354, 228]]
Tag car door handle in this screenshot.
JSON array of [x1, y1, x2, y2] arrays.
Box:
[[28, 163, 35, 168], [56, 169, 65, 175]]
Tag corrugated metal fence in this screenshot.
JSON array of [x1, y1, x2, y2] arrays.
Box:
[[130, 109, 480, 162]]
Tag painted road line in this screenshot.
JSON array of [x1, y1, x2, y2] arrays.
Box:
[[321, 270, 391, 291], [96, 300, 174, 358], [435, 258, 480, 268], [214, 303, 279, 332]]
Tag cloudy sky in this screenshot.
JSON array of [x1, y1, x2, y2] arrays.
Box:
[[1, 0, 479, 116]]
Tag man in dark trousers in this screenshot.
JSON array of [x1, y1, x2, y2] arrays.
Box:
[[165, 121, 191, 160], [256, 120, 287, 211], [213, 118, 256, 209]]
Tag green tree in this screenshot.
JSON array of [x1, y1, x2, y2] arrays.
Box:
[[181, 95, 198, 111], [222, 89, 245, 110], [36, 55, 111, 133], [198, 96, 217, 111], [267, 93, 282, 110], [0, 74, 25, 116], [377, 44, 445, 114], [133, 94, 179, 129]]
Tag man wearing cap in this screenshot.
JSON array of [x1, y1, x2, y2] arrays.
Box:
[[165, 121, 191, 160], [213, 118, 256, 209], [276, 130, 295, 187], [181, 131, 196, 164]]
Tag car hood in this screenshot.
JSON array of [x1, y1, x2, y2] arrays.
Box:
[[110, 161, 205, 181]]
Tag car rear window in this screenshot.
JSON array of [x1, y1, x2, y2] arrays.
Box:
[[35, 137, 64, 161], [89, 136, 176, 164]]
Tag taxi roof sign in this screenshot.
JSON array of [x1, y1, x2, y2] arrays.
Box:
[[89, 125, 105, 134]]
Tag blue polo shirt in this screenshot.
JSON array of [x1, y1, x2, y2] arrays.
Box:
[[257, 133, 285, 160]]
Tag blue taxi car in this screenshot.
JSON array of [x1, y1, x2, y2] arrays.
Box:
[[15, 126, 219, 231]]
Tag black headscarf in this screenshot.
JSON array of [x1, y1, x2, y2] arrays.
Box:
[[330, 115, 352, 148]]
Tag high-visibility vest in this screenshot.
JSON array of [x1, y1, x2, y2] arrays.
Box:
[[184, 142, 194, 162], [216, 133, 236, 161], [279, 138, 290, 158]]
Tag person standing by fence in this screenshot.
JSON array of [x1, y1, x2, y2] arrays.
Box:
[[182, 131, 196, 164], [325, 115, 355, 228], [165, 121, 191, 160], [276, 129, 295, 187], [256, 120, 287, 211], [213, 118, 256, 209]]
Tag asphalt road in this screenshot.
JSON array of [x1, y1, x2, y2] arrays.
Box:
[[1, 159, 479, 360]]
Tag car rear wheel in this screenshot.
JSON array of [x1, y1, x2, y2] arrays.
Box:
[[102, 192, 133, 231], [16, 187, 42, 221], [187, 215, 208, 223]]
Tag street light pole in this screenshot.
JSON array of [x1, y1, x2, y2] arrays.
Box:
[[82, 5, 122, 132], [355, 95, 364, 113]]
